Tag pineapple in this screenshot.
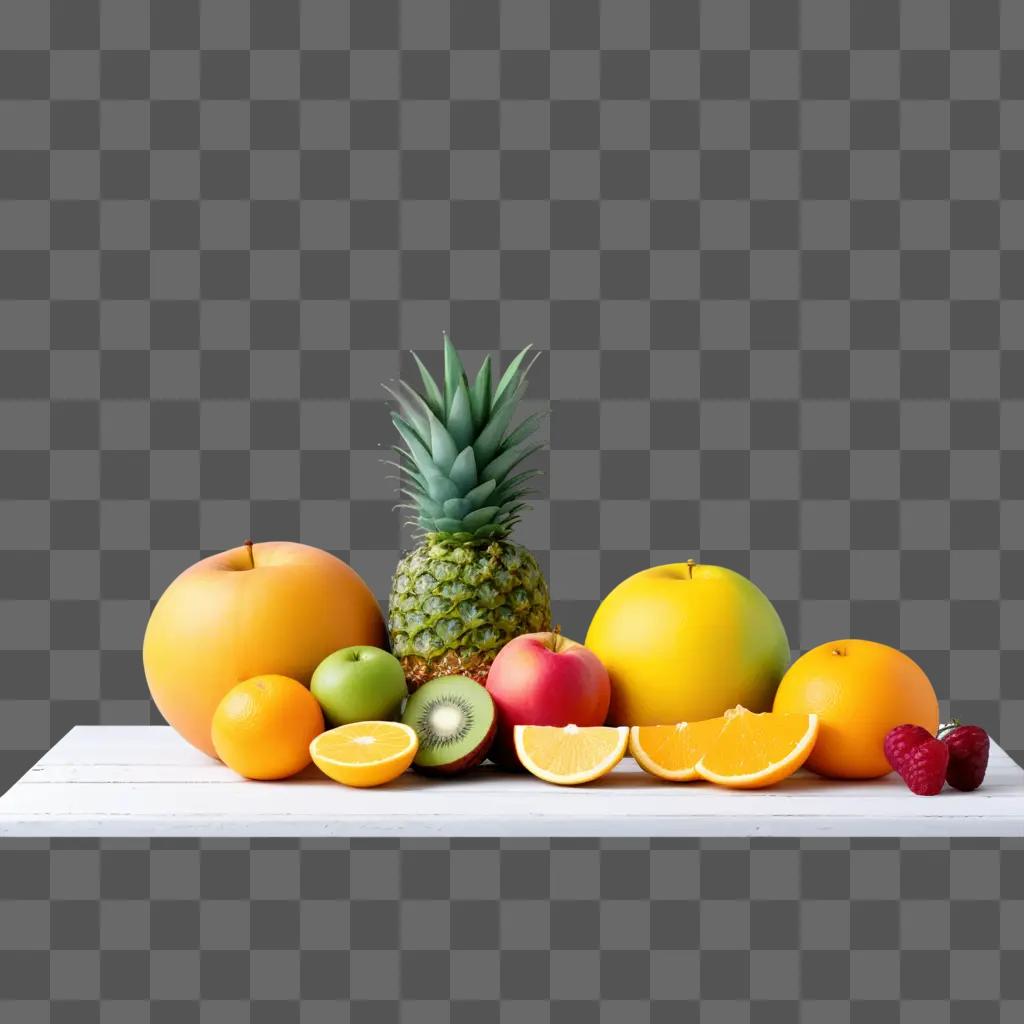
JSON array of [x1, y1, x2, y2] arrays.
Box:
[[385, 335, 551, 688]]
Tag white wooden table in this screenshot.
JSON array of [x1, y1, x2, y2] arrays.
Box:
[[1, 726, 1021, 838]]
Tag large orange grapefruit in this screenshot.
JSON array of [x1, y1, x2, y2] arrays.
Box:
[[772, 638, 939, 779], [143, 541, 385, 758]]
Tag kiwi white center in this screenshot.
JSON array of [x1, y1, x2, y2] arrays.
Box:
[[417, 695, 474, 748], [430, 705, 465, 738]]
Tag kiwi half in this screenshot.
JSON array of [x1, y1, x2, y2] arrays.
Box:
[[400, 675, 496, 776]]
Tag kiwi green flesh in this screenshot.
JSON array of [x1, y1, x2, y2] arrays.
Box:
[[400, 675, 496, 776]]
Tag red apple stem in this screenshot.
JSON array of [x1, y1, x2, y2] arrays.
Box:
[[243, 539, 254, 568], [548, 625, 563, 653]]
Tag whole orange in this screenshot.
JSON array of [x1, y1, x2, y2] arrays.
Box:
[[211, 675, 325, 780], [143, 541, 385, 758], [772, 639, 939, 779]]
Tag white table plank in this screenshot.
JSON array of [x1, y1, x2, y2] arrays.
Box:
[[0, 726, 1021, 838]]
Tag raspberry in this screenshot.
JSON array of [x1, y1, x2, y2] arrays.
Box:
[[897, 738, 949, 796], [940, 723, 989, 792], [883, 724, 933, 773]]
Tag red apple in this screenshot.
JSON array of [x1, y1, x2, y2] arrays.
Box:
[[485, 631, 611, 768]]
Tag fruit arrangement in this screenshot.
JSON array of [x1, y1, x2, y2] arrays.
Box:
[[141, 337, 994, 797]]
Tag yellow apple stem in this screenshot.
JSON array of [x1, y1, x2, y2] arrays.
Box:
[[243, 539, 254, 569]]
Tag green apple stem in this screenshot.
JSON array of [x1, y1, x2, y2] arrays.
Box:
[[243, 539, 254, 569]]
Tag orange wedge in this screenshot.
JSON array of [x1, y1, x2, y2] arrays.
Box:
[[695, 706, 818, 789], [629, 716, 728, 781], [514, 724, 629, 786], [310, 721, 418, 787]]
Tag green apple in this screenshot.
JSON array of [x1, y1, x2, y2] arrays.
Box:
[[310, 646, 408, 726]]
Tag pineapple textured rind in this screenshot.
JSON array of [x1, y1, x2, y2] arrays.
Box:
[[388, 538, 551, 686]]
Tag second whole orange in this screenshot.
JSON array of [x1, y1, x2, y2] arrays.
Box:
[[772, 639, 939, 779], [211, 674, 325, 780]]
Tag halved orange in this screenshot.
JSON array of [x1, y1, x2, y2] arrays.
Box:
[[695, 706, 819, 789], [629, 716, 728, 781], [310, 721, 418, 788], [514, 724, 629, 786]]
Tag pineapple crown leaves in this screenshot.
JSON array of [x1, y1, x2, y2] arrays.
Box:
[[386, 333, 545, 540]]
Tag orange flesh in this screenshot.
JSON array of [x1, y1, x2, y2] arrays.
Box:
[[519, 727, 622, 773], [515, 725, 629, 784], [630, 717, 727, 779], [698, 712, 810, 774], [695, 707, 818, 788], [313, 722, 416, 765]]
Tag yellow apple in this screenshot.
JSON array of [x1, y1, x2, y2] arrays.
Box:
[[585, 561, 790, 726]]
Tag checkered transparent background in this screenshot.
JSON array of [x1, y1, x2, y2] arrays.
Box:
[[1, 0, 1023, 1017]]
